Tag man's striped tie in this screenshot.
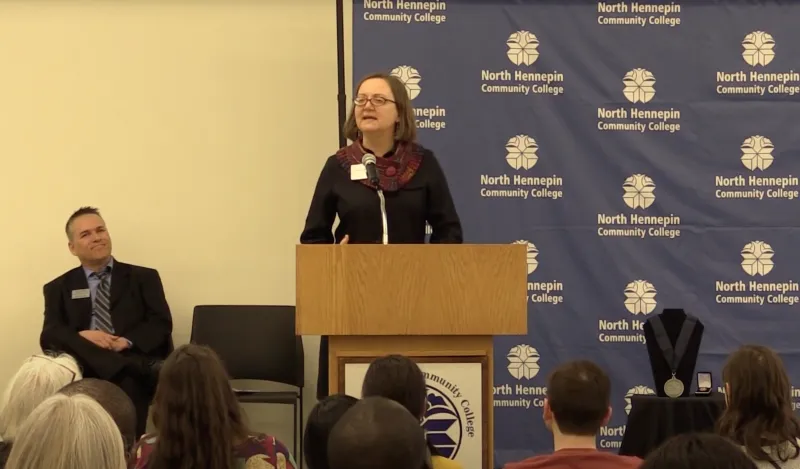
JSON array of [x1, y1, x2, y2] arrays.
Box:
[[92, 270, 114, 333]]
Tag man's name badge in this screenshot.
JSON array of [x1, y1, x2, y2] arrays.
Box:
[[71, 289, 90, 299]]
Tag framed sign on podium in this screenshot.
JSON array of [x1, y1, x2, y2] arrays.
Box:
[[341, 355, 488, 469]]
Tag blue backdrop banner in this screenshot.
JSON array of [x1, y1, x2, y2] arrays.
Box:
[[351, 1, 800, 466]]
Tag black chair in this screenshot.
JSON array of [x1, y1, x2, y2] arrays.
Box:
[[189, 305, 305, 465]]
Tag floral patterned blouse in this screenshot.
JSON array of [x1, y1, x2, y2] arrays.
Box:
[[132, 433, 296, 469]]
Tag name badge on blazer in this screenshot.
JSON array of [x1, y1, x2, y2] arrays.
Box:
[[71, 289, 91, 299], [351, 164, 367, 180]]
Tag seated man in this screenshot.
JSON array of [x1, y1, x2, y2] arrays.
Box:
[[40, 206, 173, 437], [328, 396, 427, 469], [504, 360, 642, 469]]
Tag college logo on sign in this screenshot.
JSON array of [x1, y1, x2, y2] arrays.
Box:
[[423, 384, 462, 458], [625, 386, 656, 414], [390, 65, 422, 100], [622, 174, 656, 209], [421, 371, 477, 460], [597, 174, 680, 240], [512, 241, 566, 305], [742, 31, 775, 67], [512, 240, 538, 274], [624, 280, 657, 315], [741, 136, 775, 171], [599, 68, 679, 132], [480, 30, 565, 95], [714, 135, 800, 202], [506, 31, 540, 66], [507, 345, 540, 379], [717, 31, 797, 97], [505, 135, 539, 170], [479, 137, 564, 201], [623, 69, 656, 103], [389, 65, 446, 131], [741, 241, 774, 276], [716, 240, 798, 306]]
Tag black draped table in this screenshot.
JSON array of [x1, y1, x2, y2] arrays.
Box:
[[618, 392, 726, 458]]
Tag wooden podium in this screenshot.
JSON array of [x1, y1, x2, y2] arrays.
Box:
[[296, 244, 527, 469]]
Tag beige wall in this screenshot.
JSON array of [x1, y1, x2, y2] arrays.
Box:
[[0, 0, 352, 455]]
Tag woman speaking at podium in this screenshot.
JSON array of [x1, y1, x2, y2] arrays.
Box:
[[300, 71, 463, 399]]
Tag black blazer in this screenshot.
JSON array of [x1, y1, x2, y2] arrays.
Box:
[[39, 260, 173, 380]]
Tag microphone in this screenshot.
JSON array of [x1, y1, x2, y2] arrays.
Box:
[[362, 153, 380, 187], [360, 153, 388, 244]]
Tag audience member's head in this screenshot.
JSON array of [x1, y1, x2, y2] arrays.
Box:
[[59, 378, 137, 456], [304, 394, 359, 469], [5, 393, 126, 469], [361, 354, 426, 419], [148, 344, 248, 469], [543, 360, 611, 437], [328, 396, 427, 469], [717, 344, 800, 463], [640, 433, 757, 469], [0, 353, 81, 442]]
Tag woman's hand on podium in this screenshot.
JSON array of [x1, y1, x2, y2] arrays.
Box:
[[340, 234, 349, 244]]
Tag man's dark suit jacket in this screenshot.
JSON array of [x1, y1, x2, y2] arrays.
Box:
[[39, 260, 173, 381]]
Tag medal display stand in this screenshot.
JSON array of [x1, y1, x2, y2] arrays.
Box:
[[643, 308, 704, 398]]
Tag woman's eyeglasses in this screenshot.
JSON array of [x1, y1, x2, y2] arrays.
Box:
[[354, 95, 395, 107]]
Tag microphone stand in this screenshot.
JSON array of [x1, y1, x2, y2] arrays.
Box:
[[362, 154, 388, 245], [376, 188, 388, 245]]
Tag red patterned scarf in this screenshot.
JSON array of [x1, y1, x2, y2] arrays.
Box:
[[335, 140, 423, 192]]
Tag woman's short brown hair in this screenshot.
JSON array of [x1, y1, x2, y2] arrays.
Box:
[[343, 72, 417, 143], [716, 345, 800, 464]]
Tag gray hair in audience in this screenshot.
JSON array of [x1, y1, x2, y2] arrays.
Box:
[[327, 396, 427, 469], [0, 353, 82, 441], [5, 393, 127, 469], [59, 378, 137, 454]]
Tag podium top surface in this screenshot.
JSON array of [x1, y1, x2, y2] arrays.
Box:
[[295, 244, 528, 336]]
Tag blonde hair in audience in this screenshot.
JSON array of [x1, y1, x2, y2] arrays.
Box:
[[5, 393, 126, 469], [0, 353, 82, 441]]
